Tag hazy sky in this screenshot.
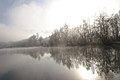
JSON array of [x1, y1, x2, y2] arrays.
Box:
[[0, 0, 120, 42]]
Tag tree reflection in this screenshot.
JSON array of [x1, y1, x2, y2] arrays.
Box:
[[49, 46, 120, 79], [2, 46, 120, 79], [19, 46, 120, 77]]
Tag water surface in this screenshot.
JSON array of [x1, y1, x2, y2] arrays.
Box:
[[0, 46, 120, 80]]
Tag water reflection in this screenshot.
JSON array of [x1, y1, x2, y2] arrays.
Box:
[[50, 46, 120, 80], [0, 46, 120, 80]]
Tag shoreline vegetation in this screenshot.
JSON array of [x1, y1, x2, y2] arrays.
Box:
[[0, 11, 120, 49]]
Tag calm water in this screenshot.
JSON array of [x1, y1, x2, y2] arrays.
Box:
[[0, 46, 120, 80]]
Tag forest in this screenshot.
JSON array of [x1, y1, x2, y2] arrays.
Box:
[[0, 11, 120, 48]]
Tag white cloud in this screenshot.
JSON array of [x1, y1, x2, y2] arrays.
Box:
[[0, 24, 28, 41], [9, 2, 44, 32], [45, 0, 120, 28], [0, 1, 51, 42], [0, 0, 120, 42]]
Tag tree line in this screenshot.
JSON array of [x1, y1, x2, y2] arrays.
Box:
[[0, 11, 120, 48], [49, 11, 120, 46]]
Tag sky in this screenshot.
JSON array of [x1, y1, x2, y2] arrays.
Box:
[[0, 0, 120, 42]]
